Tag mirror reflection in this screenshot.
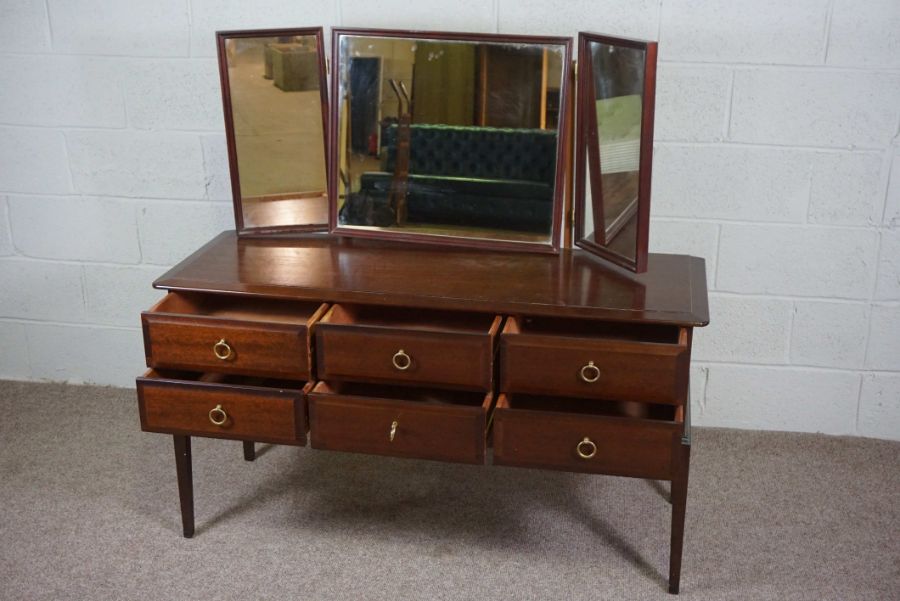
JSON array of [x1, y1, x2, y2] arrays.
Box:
[[222, 33, 327, 231], [334, 34, 567, 247], [583, 40, 645, 262]]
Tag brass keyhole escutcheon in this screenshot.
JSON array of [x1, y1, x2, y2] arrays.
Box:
[[213, 338, 233, 361], [209, 404, 228, 426], [390, 420, 398, 442], [392, 349, 411, 371], [580, 361, 600, 383], [576, 437, 597, 459]]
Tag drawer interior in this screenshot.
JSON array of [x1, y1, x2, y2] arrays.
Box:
[[146, 368, 306, 391], [499, 393, 682, 424], [312, 380, 491, 409], [508, 315, 682, 344], [321, 303, 500, 335], [150, 292, 326, 326]]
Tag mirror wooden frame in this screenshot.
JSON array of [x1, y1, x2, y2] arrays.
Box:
[[216, 27, 330, 237], [574, 32, 657, 273], [327, 28, 574, 254]]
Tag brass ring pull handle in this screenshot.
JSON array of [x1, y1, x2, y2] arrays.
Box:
[[580, 361, 600, 383], [576, 437, 597, 459], [390, 420, 398, 442], [213, 339, 233, 361], [209, 404, 228, 427], [392, 349, 411, 371]]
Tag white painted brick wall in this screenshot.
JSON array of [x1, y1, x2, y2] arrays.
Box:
[[876, 229, 900, 300], [717, 225, 878, 298], [0, 1, 897, 440], [66, 131, 208, 198], [0, 197, 13, 256], [865, 304, 900, 371], [0, 127, 72, 194], [858, 373, 900, 441], [704, 365, 860, 435], [8, 196, 141, 263], [790, 301, 870, 368], [659, 0, 830, 64]]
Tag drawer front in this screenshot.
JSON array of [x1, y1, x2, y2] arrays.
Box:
[[316, 327, 493, 390], [501, 334, 687, 404], [493, 400, 679, 480], [308, 392, 488, 464], [144, 316, 309, 379], [137, 374, 307, 445]]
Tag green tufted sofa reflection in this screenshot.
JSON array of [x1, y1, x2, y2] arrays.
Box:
[[339, 124, 558, 233]]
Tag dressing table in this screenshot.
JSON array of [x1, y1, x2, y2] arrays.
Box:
[[137, 232, 707, 593], [136, 27, 709, 595]]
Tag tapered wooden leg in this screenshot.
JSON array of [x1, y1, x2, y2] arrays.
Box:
[[668, 440, 691, 594], [243, 441, 256, 462], [173, 435, 194, 538]]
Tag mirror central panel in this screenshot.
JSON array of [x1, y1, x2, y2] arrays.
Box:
[[330, 30, 571, 251]]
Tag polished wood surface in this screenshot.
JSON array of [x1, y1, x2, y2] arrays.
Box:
[[137, 370, 308, 445], [173, 435, 194, 537], [315, 304, 500, 390], [153, 232, 708, 326], [308, 381, 492, 464], [669, 439, 691, 594], [142, 293, 326, 379], [500, 316, 689, 404], [492, 394, 680, 479], [140, 228, 707, 594]]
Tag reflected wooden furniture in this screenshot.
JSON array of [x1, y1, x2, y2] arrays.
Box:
[[135, 231, 708, 594]]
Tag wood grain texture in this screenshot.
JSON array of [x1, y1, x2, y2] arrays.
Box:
[[315, 305, 500, 390], [142, 294, 328, 379], [152, 232, 709, 326], [137, 371, 308, 445], [308, 382, 492, 464], [492, 394, 680, 480], [500, 316, 689, 404]]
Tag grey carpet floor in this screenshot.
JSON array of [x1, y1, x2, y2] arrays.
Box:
[[0, 380, 897, 601]]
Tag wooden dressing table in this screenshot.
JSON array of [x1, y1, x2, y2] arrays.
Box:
[[136, 231, 708, 594]]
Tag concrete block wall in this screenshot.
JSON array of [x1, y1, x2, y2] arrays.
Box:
[[0, 1, 897, 440]]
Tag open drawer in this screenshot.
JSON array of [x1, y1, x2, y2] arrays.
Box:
[[500, 315, 690, 404], [141, 292, 328, 380], [308, 381, 493, 464], [136, 369, 311, 445], [492, 394, 683, 480], [315, 304, 501, 390]]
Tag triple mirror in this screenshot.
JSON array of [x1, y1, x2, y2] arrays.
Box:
[[329, 29, 572, 252], [215, 27, 657, 270], [216, 27, 328, 235]]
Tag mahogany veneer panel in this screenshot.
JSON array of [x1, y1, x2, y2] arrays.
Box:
[[142, 292, 327, 379], [153, 232, 708, 326], [315, 304, 501, 390], [500, 316, 690, 404], [308, 381, 492, 464], [137, 370, 310, 445], [492, 394, 681, 479]]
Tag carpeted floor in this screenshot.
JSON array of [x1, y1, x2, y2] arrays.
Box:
[[0, 380, 897, 600]]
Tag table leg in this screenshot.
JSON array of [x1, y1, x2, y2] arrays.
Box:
[[173, 435, 194, 538], [243, 441, 256, 462], [668, 440, 691, 594]]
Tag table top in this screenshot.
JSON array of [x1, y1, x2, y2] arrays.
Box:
[[154, 232, 709, 327]]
